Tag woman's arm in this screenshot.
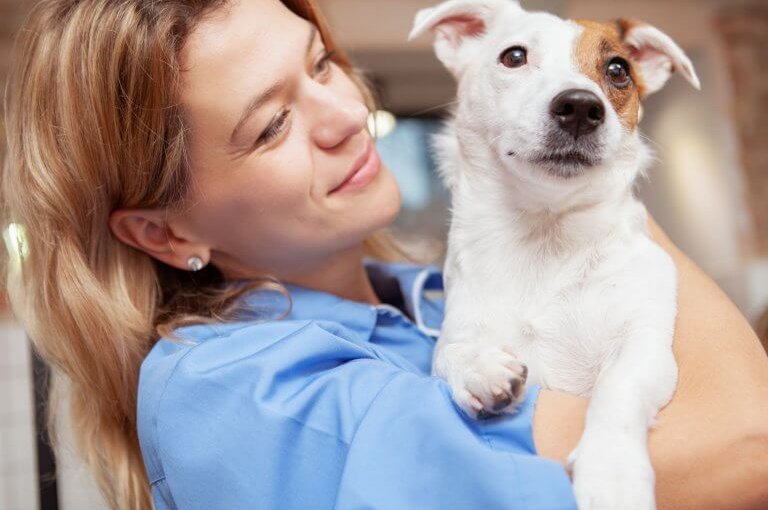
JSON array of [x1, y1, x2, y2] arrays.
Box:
[[149, 320, 579, 510], [533, 217, 768, 510]]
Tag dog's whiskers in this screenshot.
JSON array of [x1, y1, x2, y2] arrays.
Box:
[[486, 133, 516, 157], [410, 99, 459, 117], [637, 131, 663, 153]]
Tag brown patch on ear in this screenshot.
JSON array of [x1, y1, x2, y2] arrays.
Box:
[[574, 20, 646, 131], [613, 18, 635, 40]]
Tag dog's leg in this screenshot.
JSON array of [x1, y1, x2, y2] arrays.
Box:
[[569, 333, 676, 510], [569, 258, 678, 510], [433, 243, 530, 418], [433, 275, 528, 417]]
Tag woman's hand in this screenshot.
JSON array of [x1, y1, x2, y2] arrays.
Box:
[[532, 217, 768, 510]]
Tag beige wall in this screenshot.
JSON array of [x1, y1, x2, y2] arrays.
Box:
[[0, 321, 38, 510], [0, 0, 34, 161]]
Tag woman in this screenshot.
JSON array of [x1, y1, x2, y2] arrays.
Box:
[[2, 0, 767, 509]]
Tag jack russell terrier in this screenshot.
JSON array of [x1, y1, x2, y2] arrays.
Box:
[[409, 0, 700, 508]]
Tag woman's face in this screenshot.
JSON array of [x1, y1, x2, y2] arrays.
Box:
[[169, 0, 401, 280]]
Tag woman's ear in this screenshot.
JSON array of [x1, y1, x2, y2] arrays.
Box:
[[108, 208, 211, 271]]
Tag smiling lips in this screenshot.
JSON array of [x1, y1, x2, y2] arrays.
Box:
[[328, 140, 381, 195]]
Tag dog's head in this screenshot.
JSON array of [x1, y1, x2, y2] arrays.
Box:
[[410, 0, 699, 202]]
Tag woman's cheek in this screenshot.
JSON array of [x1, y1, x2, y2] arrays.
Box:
[[242, 148, 313, 207]]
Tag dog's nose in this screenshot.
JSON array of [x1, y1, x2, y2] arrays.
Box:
[[550, 89, 605, 139]]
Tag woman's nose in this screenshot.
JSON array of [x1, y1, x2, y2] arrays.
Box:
[[306, 83, 369, 149]]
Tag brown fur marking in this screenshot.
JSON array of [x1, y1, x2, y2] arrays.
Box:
[[574, 19, 647, 131]]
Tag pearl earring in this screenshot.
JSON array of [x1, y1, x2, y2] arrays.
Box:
[[187, 256, 205, 272]]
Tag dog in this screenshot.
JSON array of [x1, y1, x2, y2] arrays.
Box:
[[409, 1, 700, 508]]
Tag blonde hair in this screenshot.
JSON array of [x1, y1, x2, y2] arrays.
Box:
[[1, 1, 413, 508]]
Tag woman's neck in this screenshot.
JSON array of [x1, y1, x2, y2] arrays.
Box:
[[283, 246, 381, 305]]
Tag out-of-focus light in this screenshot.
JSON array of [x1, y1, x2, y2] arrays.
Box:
[[374, 118, 438, 210], [368, 110, 397, 139], [3, 223, 29, 269]]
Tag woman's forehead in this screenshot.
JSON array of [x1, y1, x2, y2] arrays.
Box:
[[179, 0, 311, 137], [181, 0, 308, 99], [183, 0, 306, 71]]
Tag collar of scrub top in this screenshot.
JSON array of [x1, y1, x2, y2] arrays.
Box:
[[239, 259, 444, 341]]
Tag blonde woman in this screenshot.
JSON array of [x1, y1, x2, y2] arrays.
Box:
[[2, 0, 768, 509]]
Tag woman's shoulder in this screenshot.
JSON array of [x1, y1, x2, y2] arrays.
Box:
[[137, 318, 395, 435], [139, 318, 378, 397], [136, 318, 406, 490]]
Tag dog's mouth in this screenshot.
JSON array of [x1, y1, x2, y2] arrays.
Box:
[[533, 151, 597, 167], [526, 150, 600, 179]]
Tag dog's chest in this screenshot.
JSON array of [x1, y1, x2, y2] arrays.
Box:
[[499, 283, 627, 397], [451, 245, 636, 396]]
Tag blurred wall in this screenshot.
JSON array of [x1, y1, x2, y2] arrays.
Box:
[[0, 0, 34, 164], [1, 3, 40, 509]]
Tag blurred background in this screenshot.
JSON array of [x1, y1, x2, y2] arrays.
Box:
[[1, 0, 766, 508]]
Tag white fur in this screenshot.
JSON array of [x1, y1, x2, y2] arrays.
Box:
[[412, 1, 699, 509]]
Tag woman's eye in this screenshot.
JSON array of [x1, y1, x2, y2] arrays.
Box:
[[314, 50, 335, 77], [499, 46, 527, 68], [606, 57, 632, 88], [255, 109, 290, 147]]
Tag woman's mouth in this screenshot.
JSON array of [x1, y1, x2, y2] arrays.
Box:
[[328, 141, 381, 195]]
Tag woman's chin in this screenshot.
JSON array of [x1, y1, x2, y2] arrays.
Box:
[[369, 166, 402, 227], [344, 172, 401, 249]]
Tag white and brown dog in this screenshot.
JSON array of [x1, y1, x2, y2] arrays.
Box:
[[410, 1, 700, 508]]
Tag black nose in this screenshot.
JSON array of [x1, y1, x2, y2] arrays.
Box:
[[550, 89, 605, 139]]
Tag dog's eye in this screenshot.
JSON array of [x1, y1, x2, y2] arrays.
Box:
[[499, 46, 527, 68], [606, 57, 631, 88]]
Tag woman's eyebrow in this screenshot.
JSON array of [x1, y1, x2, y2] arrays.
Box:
[[229, 24, 319, 145]]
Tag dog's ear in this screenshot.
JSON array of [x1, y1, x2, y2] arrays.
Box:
[[409, 0, 517, 74], [615, 18, 701, 96]]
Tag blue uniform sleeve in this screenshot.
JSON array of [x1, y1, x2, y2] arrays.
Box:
[[150, 321, 576, 510]]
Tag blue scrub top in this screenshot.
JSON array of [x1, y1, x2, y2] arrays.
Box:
[[137, 260, 577, 509]]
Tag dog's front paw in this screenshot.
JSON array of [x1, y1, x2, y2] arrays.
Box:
[[435, 343, 528, 418], [569, 436, 656, 510]]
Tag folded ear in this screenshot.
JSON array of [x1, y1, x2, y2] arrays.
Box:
[[409, 0, 517, 74], [616, 18, 701, 96]]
